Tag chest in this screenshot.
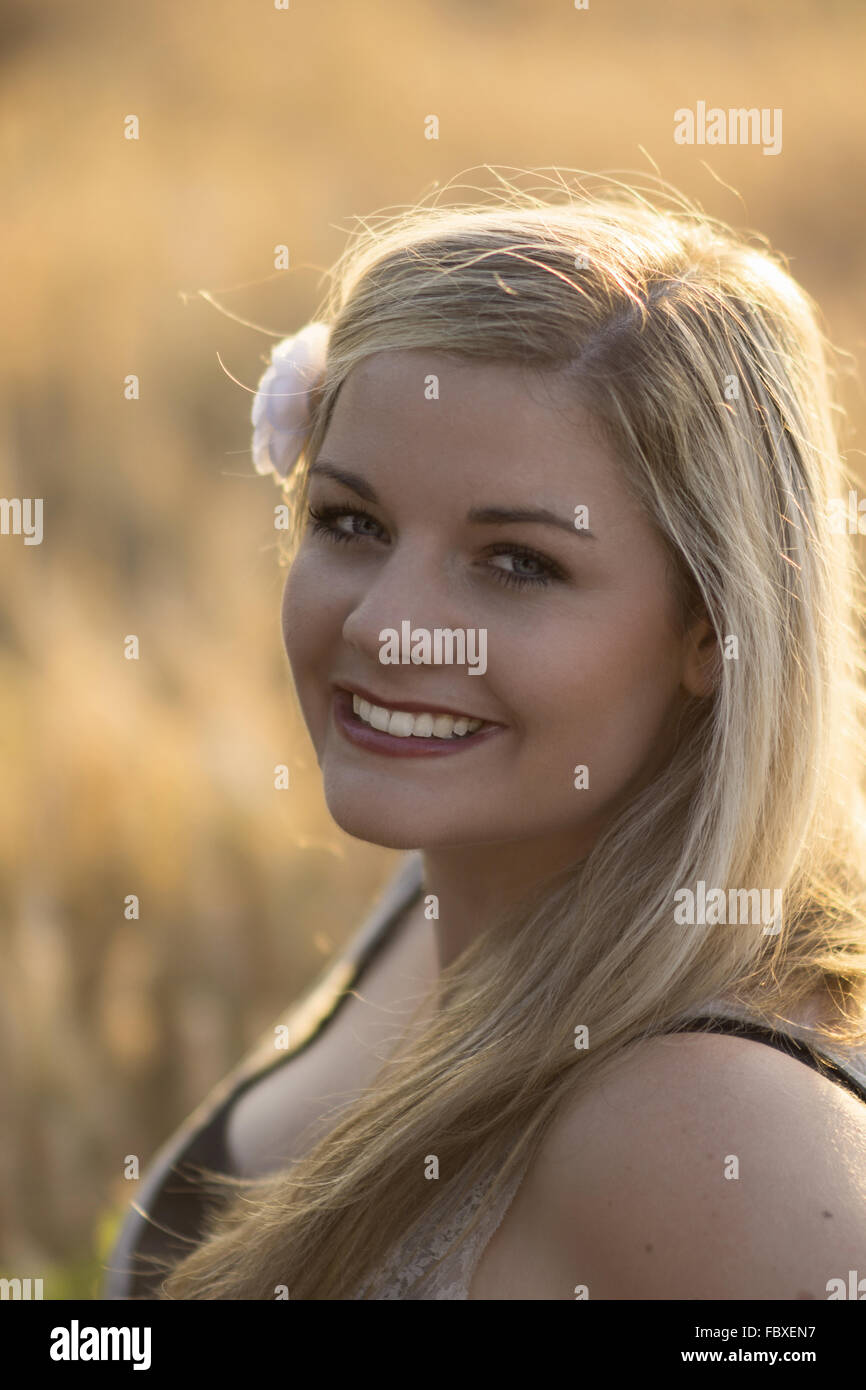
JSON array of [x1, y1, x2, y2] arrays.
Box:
[[226, 909, 438, 1177], [224, 906, 583, 1298]]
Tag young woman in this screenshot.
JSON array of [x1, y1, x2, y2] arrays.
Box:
[[103, 171, 866, 1300]]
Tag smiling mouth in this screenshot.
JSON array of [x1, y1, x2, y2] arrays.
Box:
[[350, 693, 488, 740]]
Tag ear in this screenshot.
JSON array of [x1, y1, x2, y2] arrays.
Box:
[[681, 616, 719, 698]]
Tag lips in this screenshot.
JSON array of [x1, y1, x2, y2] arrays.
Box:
[[330, 687, 506, 758]]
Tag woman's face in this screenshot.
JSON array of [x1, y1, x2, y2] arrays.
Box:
[[282, 350, 713, 857]]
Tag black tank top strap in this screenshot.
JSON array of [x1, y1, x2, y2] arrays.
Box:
[[669, 1014, 866, 1106]]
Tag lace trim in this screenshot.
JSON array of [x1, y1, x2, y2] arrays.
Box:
[[348, 1164, 526, 1300]]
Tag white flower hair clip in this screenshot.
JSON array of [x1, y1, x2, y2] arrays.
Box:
[[250, 321, 331, 480]]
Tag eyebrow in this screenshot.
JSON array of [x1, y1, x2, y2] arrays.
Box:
[[309, 460, 596, 539]]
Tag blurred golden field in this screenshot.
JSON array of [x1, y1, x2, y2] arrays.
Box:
[[1, 0, 865, 1296]]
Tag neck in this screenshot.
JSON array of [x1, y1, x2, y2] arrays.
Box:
[[419, 833, 590, 973]]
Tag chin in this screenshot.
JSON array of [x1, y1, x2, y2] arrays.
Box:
[[321, 785, 458, 851], [325, 804, 422, 849]]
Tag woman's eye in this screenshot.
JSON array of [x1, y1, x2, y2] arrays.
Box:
[[486, 546, 561, 590], [306, 503, 384, 543]]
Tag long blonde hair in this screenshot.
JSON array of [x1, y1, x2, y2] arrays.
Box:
[[161, 170, 866, 1298]]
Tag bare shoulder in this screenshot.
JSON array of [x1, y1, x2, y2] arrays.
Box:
[[528, 1030, 866, 1300]]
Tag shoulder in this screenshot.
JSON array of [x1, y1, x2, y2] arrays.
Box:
[[530, 1029, 866, 1300]]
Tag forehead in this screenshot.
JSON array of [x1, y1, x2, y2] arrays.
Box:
[[320, 349, 623, 500]]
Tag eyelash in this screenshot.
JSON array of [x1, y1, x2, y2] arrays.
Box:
[[305, 503, 564, 591]]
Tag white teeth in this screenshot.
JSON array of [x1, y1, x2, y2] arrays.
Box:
[[351, 693, 483, 739], [368, 704, 391, 732], [388, 711, 415, 738]]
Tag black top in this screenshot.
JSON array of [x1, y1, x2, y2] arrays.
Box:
[[100, 852, 866, 1299]]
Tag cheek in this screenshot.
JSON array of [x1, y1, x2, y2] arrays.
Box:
[[280, 557, 344, 752], [280, 549, 343, 666], [532, 627, 679, 775], [280, 560, 341, 745]]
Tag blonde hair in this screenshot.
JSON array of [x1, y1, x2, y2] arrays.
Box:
[[161, 169, 866, 1299]]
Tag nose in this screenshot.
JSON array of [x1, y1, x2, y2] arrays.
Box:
[[340, 537, 467, 667]]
